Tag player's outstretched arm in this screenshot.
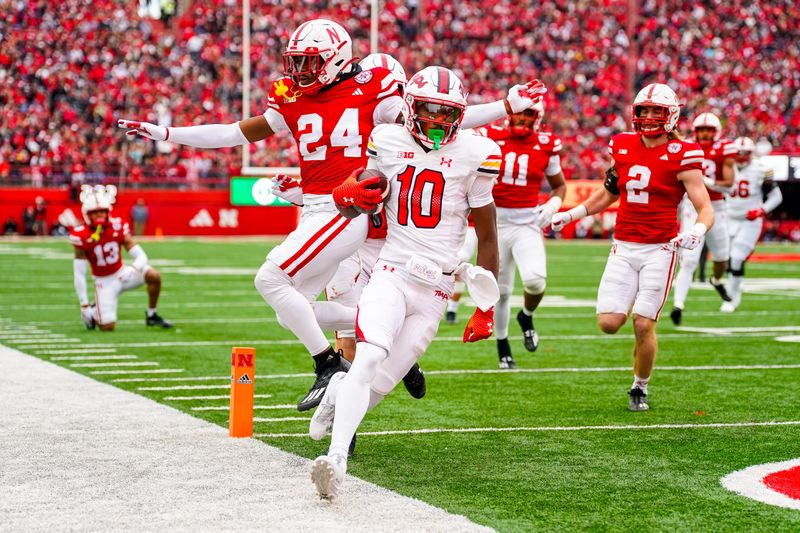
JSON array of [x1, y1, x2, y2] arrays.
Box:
[[535, 170, 567, 228], [672, 168, 715, 250], [117, 115, 273, 147], [461, 80, 547, 129], [551, 167, 617, 231]]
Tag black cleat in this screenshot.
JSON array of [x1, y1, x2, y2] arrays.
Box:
[[402, 363, 426, 399], [348, 434, 357, 458], [445, 311, 457, 325], [497, 338, 516, 369], [670, 307, 682, 326], [628, 387, 649, 411], [146, 312, 173, 328], [710, 278, 732, 302], [298, 352, 344, 412], [499, 355, 517, 369], [516, 310, 539, 352]]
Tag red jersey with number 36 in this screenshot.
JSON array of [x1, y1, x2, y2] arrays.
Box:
[[701, 138, 736, 201], [69, 217, 129, 276], [485, 127, 562, 208], [264, 68, 400, 195], [609, 133, 704, 244]]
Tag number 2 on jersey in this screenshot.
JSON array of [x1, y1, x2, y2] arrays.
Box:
[[626, 165, 651, 204], [297, 108, 361, 161], [396, 166, 445, 228]]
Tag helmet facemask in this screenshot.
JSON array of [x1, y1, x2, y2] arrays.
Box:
[[694, 126, 717, 149], [632, 104, 673, 138], [283, 51, 327, 94], [407, 98, 464, 150]]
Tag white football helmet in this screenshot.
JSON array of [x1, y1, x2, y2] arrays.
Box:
[[403, 66, 467, 150], [733, 136, 756, 165], [360, 53, 407, 86], [80, 184, 117, 225], [631, 83, 680, 138], [692, 112, 722, 147], [509, 98, 544, 137], [283, 19, 354, 94]]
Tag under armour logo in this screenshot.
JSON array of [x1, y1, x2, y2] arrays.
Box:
[[382, 265, 395, 272], [344, 197, 354, 203], [440, 157, 452, 167]]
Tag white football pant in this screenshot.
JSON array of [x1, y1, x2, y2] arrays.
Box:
[[93, 266, 145, 324]]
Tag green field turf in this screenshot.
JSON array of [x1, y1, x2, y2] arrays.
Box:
[[1, 238, 799, 531]]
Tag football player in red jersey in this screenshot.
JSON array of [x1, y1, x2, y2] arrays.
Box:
[[669, 112, 736, 324], [484, 100, 566, 368], [118, 19, 544, 411], [70, 185, 172, 331], [551, 84, 713, 411]]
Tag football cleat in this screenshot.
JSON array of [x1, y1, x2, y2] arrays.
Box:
[[670, 307, 682, 326], [628, 387, 649, 411], [709, 278, 732, 302], [445, 311, 457, 325], [146, 312, 173, 328], [309, 371, 346, 440], [516, 310, 539, 352], [499, 355, 517, 370], [311, 453, 347, 501], [298, 351, 344, 412], [402, 363, 426, 399], [720, 301, 736, 313]]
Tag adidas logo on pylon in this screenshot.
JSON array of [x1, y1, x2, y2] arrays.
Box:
[[352, 88, 364, 96], [237, 373, 252, 385]]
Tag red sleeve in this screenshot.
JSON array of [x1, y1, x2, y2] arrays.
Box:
[[679, 142, 705, 172]]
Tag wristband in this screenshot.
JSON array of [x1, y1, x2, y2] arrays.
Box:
[[692, 222, 707, 237], [567, 204, 588, 222]]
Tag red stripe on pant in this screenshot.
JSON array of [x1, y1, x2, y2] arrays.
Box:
[[354, 306, 366, 343], [286, 217, 351, 277], [280, 214, 344, 273], [655, 250, 678, 319]]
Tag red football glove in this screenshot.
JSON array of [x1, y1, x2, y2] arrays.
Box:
[[463, 307, 495, 343], [746, 208, 766, 221], [332, 174, 382, 210]]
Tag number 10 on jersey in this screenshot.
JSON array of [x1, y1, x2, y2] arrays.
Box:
[[396, 165, 445, 229]]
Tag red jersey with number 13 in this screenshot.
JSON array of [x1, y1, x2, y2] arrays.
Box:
[[701, 138, 737, 201], [609, 132, 704, 244], [69, 217, 130, 276], [265, 68, 399, 195]]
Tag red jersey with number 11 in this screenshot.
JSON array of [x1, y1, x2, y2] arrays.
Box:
[[609, 133, 704, 244], [69, 217, 129, 276]]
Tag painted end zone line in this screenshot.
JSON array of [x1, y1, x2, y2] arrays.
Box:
[[255, 420, 800, 438]]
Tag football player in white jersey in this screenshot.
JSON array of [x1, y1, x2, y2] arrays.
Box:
[[722, 137, 782, 312], [309, 66, 526, 501]]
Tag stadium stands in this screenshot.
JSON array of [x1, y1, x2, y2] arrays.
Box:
[[1, 0, 798, 185]]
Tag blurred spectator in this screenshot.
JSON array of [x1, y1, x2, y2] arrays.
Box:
[[22, 206, 36, 236], [33, 196, 48, 236], [3, 217, 18, 235], [131, 198, 149, 235]]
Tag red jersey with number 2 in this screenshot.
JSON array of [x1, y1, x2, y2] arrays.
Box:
[[69, 217, 129, 276], [265, 68, 399, 195], [701, 138, 736, 201], [486, 127, 562, 208], [609, 133, 704, 244]]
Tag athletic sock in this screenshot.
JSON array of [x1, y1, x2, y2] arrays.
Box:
[[147, 308, 156, 317], [632, 375, 649, 394], [521, 307, 533, 317], [313, 346, 337, 372], [446, 299, 459, 313], [497, 337, 511, 358], [729, 274, 743, 300]]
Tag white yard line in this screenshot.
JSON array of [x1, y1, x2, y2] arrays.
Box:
[[71, 362, 160, 368], [8, 338, 81, 344], [109, 364, 800, 384], [0, 345, 489, 532], [192, 405, 295, 412], [90, 368, 184, 375], [51, 355, 139, 361], [256, 420, 800, 438], [252, 417, 309, 423], [138, 385, 232, 391], [34, 348, 119, 355], [165, 394, 273, 401]]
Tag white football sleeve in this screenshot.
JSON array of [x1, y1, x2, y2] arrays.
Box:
[[373, 96, 404, 125], [263, 108, 290, 133], [545, 155, 562, 176], [73, 258, 89, 306], [461, 101, 506, 130], [127, 245, 149, 274], [763, 183, 783, 213], [467, 174, 495, 209], [166, 122, 249, 148]]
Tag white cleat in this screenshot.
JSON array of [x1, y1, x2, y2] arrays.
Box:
[[309, 371, 345, 440], [720, 301, 736, 313], [311, 454, 347, 501]]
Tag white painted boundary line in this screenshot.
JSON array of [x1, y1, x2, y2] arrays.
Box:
[[721, 458, 800, 510], [51, 355, 139, 361], [252, 417, 309, 423], [111, 364, 800, 384], [138, 384, 230, 391], [165, 394, 273, 401], [35, 348, 118, 355], [192, 405, 294, 412], [71, 362, 159, 368], [90, 369, 184, 376], [255, 420, 800, 438]]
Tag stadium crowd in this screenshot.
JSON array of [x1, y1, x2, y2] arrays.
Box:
[[1, 0, 798, 185]]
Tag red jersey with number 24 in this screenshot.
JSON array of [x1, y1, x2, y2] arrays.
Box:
[[69, 217, 129, 276], [265, 68, 399, 195], [609, 133, 704, 244]]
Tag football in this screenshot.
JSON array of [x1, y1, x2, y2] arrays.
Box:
[[354, 168, 391, 215]]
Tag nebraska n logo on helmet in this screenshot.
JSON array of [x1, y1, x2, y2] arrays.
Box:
[[403, 66, 467, 150], [631, 83, 681, 138], [283, 19, 355, 95]]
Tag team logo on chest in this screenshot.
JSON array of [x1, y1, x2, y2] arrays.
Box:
[[355, 70, 373, 84], [440, 157, 452, 167], [667, 142, 682, 154], [538, 134, 549, 144], [397, 151, 414, 159]]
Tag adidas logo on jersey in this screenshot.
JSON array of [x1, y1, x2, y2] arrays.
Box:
[[660, 154, 669, 161], [351, 88, 364, 96]]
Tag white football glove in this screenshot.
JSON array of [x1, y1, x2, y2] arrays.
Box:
[[550, 212, 572, 232], [506, 80, 548, 114], [270, 174, 304, 206], [117, 119, 168, 141], [533, 198, 562, 229], [670, 223, 707, 251], [81, 304, 96, 329]]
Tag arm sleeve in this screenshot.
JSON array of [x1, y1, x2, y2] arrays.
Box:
[[467, 174, 495, 209], [461, 100, 507, 130], [373, 96, 403, 125], [166, 122, 250, 148], [545, 154, 562, 176], [263, 108, 290, 133], [73, 259, 89, 306], [127, 244, 149, 273], [680, 148, 705, 171], [763, 182, 783, 213]]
